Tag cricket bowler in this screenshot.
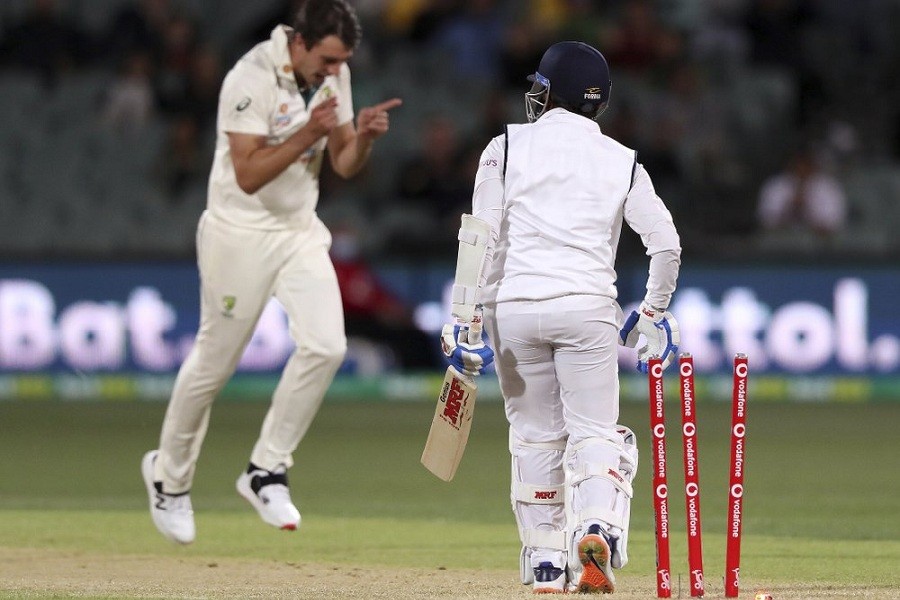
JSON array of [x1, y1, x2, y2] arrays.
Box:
[[141, 0, 401, 544]]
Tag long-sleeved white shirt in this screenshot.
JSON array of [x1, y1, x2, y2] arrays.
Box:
[[472, 108, 681, 310]]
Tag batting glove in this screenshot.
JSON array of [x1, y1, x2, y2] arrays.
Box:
[[619, 302, 680, 373], [440, 322, 494, 377]]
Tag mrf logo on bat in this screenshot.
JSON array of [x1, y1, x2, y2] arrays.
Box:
[[438, 376, 469, 430]]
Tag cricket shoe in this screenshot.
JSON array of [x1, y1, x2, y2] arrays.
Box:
[[141, 450, 195, 544], [532, 560, 567, 594], [236, 463, 301, 530], [575, 524, 615, 594]]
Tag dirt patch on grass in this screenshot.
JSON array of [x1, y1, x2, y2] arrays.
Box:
[[0, 548, 894, 599], [4, 548, 520, 599]]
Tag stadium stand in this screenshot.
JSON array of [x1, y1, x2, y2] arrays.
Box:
[[1, 0, 899, 262]]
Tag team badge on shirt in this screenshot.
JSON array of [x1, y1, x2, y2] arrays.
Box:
[[222, 295, 236, 317]]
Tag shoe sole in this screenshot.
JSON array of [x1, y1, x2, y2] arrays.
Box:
[[235, 474, 299, 531], [141, 450, 194, 545], [577, 533, 615, 594]]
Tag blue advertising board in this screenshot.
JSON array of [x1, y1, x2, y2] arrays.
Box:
[[0, 262, 898, 401], [398, 264, 900, 376]]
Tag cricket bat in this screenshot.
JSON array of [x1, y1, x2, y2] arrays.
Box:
[[421, 316, 484, 482], [423, 214, 492, 481], [420, 364, 478, 481]]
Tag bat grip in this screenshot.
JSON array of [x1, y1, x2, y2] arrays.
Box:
[[467, 305, 483, 345]]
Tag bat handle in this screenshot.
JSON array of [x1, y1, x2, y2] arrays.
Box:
[[467, 305, 483, 345], [451, 365, 475, 384]]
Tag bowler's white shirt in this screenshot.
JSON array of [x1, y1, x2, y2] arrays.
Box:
[[207, 25, 354, 230], [472, 108, 681, 310]]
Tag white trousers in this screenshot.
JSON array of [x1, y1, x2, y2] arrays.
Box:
[[155, 211, 347, 493], [484, 295, 623, 540]]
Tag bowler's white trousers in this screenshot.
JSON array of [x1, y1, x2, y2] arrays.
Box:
[[155, 211, 347, 493], [484, 295, 623, 541]]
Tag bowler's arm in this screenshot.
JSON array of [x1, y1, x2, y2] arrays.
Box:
[[227, 129, 322, 195], [328, 98, 402, 179]]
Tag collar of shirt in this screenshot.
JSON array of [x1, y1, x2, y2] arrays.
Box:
[[267, 25, 301, 90], [540, 107, 601, 131]]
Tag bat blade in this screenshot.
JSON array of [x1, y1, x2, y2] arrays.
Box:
[[421, 366, 478, 481]]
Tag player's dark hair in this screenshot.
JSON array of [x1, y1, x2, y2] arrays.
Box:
[[292, 0, 362, 51]]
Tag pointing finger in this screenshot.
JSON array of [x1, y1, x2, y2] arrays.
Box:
[[372, 98, 402, 112]]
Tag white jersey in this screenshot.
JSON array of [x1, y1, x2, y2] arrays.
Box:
[[472, 108, 681, 310], [207, 25, 354, 230]]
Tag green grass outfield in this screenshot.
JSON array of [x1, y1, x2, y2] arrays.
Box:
[[0, 398, 898, 598]]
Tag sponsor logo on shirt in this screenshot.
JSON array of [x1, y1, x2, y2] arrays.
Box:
[[274, 102, 291, 128]]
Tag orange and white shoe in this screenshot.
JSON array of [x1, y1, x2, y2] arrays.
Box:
[[576, 525, 615, 594]]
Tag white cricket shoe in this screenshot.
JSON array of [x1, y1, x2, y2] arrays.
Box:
[[141, 450, 195, 545], [236, 463, 301, 530], [575, 524, 615, 594], [532, 555, 567, 594]]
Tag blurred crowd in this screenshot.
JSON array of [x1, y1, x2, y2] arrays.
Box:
[[3, 0, 900, 265]]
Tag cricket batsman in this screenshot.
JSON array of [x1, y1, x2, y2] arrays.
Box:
[[441, 41, 681, 593]]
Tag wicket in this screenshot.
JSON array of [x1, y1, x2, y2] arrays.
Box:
[[646, 358, 671, 597], [679, 354, 704, 597], [645, 353, 749, 599], [725, 354, 749, 597]]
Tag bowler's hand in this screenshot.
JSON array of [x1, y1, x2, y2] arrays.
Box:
[[307, 97, 339, 138], [357, 98, 402, 142]]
